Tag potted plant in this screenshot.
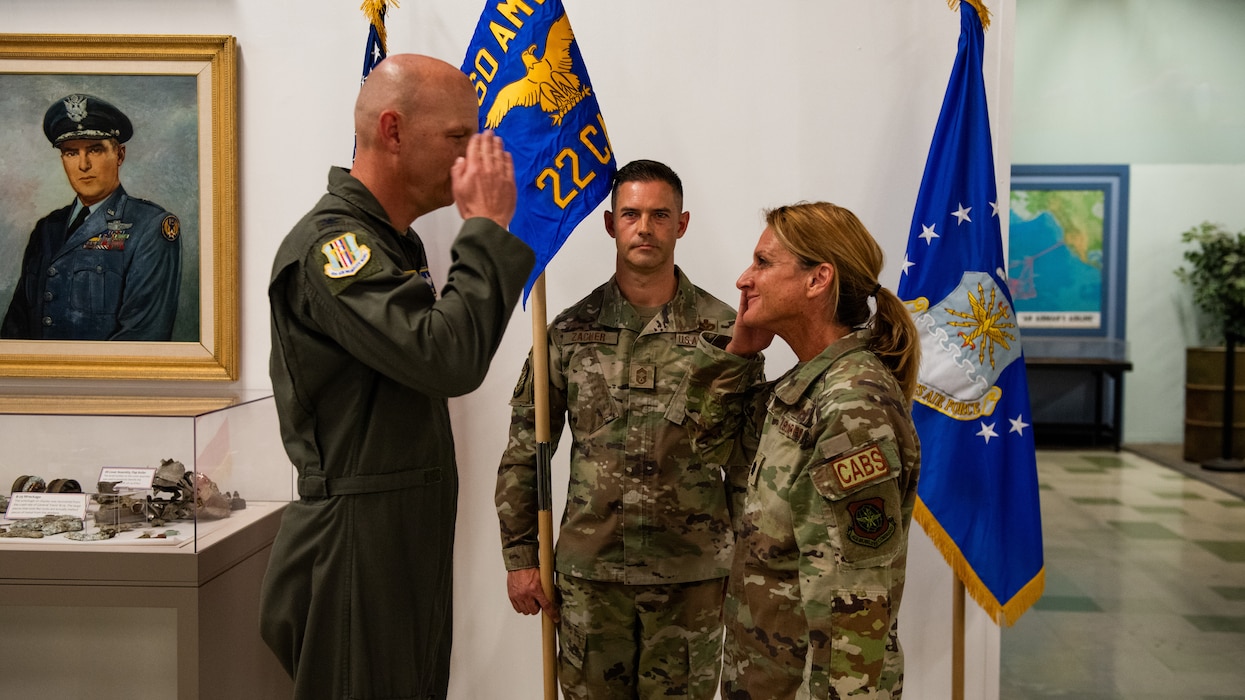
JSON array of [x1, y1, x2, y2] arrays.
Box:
[[1175, 221, 1245, 465]]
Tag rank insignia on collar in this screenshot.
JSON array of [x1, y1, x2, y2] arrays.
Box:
[[846, 497, 896, 548], [322, 232, 371, 278]]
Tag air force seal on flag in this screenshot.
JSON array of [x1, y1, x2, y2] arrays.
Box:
[[907, 270, 1019, 420]]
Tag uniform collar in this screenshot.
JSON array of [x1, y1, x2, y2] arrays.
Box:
[[327, 166, 401, 237], [598, 267, 703, 333], [772, 330, 872, 406], [67, 186, 127, 235]]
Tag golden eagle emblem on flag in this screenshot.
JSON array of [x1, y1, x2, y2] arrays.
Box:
[[484, 13, 591, 129]]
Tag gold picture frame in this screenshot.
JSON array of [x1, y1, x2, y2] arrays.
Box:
[[0, 34, 237, 380]]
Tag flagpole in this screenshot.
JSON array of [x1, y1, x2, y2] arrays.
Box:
[[530, 273, 559, 700], [952, 576, 965, 700]]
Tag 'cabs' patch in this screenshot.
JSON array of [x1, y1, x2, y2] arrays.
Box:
[[829, 444, 891, 491], [846, 497, 896, 548], [160, 214, 180, 241], [322, 232, 371, 278]]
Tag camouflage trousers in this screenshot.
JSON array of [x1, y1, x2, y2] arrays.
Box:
[[556, 575, 727, 700]]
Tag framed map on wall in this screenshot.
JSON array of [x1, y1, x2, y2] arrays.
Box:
[[1008, 164, 1130, 341]]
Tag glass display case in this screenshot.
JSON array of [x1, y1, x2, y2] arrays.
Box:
[[0, 391, 294, 699], [0, 390, 291, 550]]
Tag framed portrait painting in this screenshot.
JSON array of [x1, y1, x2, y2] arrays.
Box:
[[1008, 164, 1130, 342], [0, 34, 237, 380]]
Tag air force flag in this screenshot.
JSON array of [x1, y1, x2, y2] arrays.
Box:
[[461, 0, 616, 300], [896, 1, 1045, 625]]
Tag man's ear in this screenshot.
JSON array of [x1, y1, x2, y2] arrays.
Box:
[[377, 110, 402, 153], [116, 143, 126, 167], [604, 209, 616, 239]]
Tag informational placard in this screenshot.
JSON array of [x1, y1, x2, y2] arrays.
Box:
[[98, 466, 157, 490], [5, 492, 89, 520]]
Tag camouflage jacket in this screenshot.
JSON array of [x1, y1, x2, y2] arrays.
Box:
[[685, 331, 920, 699], [496, 270, 741, 584]]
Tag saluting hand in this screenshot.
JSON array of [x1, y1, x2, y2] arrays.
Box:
[[726, 289, 775, 357], [452, 130, 517, 229]]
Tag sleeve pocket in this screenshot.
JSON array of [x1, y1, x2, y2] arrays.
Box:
[[808, 436, 907, 569]]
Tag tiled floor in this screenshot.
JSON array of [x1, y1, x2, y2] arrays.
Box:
[[1000, 449, 1245, 699]]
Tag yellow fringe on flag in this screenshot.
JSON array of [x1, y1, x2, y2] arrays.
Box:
[[360, 0, 400, 50], [914, 497, 1045, 626], [947, 0, 991, 32]]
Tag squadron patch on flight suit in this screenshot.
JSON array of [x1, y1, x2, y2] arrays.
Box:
[[322, 232, 372, 278], [160, 214, 180, 241]]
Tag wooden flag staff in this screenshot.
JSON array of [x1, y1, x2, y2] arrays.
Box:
[[530, 274, 558, 700]]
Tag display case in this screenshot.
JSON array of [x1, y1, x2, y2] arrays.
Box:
[[0, 391, 294, 699]]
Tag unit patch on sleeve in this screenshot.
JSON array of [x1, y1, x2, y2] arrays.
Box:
[[829, 443, 892, 491], [160, 214, 180, 241], [845, 497, 896, 548], [322, 232, 371, 278]]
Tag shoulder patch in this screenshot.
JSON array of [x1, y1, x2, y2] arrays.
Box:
[[160, 214, 180, 241], [322, 232, 372, 278], [828, 443, 892, 491], [845, 497, 897, 548]]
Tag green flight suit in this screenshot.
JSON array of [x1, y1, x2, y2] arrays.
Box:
[[261, 167, 534, 700]]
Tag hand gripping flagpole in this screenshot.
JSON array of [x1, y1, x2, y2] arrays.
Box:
[[530, 274, 558, 700]]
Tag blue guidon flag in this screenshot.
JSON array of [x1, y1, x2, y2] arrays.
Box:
[[896, 0, 1045, 625], [461, 0, 617, 301]]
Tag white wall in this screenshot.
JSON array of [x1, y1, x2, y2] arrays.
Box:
[[4, 2, 1014, 698], [1012, 0, 1245, 444]]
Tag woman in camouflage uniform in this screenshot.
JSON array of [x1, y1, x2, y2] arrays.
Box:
[[686, 201, 921, 699]]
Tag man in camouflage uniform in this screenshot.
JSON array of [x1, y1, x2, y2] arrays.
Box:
[[497, 160, 739, 699]]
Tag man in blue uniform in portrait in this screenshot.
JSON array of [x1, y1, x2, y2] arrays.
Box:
[[1, 93, 181, 341]]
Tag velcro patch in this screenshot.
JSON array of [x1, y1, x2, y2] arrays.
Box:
[[322, 232, 371, 278], [777, 415, 808, 445], [828, 444, 891, 491], [630, 363, 655, 389], [560, 330, 619, 345], [846, 497, 896, 548]]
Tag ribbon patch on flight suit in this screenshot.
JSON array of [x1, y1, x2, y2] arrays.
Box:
[[160, 214, 180, 241], [829, 444, 891, 491], [630, 363, 655, 389], [846, 497, 896, 548], [322, 232, 371, 278]]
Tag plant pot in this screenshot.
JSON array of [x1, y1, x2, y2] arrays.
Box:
[[1184, 346, 1245, 462]]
